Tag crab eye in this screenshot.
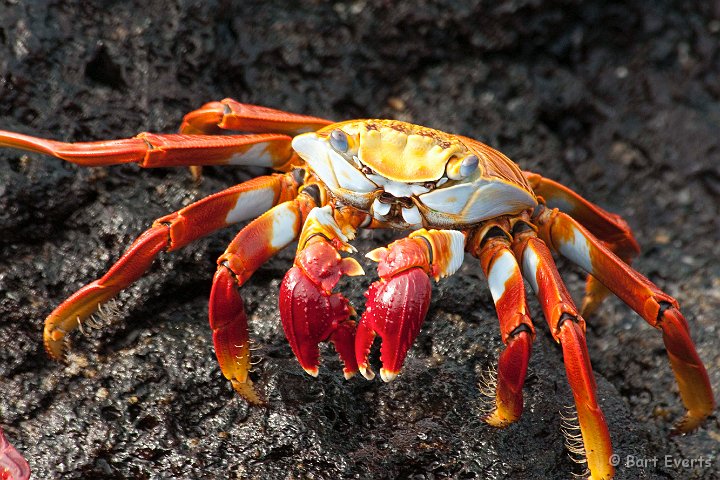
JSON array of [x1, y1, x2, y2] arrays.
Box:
[[329, 129, 349, 152], [447, 154, 479, 180], [460, 155, 479, 177]]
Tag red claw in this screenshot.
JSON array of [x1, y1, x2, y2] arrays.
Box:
[[0, 427, 30, 480], [355, 267, 432, 382], [279, 240, 362, 378]]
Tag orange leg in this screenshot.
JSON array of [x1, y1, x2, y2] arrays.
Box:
[[43, 172, 300, 360], [469, 227, 535, 427], [180, 98, 332, 135], [178, 99, 333, 179], [356, 229, 466, 382], [209, 192, 319, 404], [514, 231, 613, 480], [0, 101, 332, 173], [535, 205, 715, 433], [524, 171, 641, 317], [0, 427, 29, 480], [0, 129, 295, 170]]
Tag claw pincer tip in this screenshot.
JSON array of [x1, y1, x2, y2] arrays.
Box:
[[280, 240, 359, 378], [356, 244, 432, 381]]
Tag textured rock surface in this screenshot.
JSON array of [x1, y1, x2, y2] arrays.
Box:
[[0, 1, 718, 479]]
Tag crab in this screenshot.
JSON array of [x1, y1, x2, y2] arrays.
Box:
[[0, 100, 715, 480], [0, 428, 28, 480]]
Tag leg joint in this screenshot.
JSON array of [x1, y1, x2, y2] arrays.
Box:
[[557, 312, 580, 330], [508, 323, 533, 339], [299, 183, 322, 206], [416, 234, 434, 265], [656, 300, 674, 324], [300, 231, 332, 250], [220, 260, 238, 278], [479, 226, 512, 249]]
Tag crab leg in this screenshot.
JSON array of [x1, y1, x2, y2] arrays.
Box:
[[0, 101, 332, 172], [535, 205, 715, 433], [469, 227, 535, 427], [356, 229, 466, 381], [43, 172, 301, 360], [513, 231, 613, 480], [524, 172, 641, 317], [279, 206, 366, 379], [0, 427, 29, 480], [178, 99, 333, 179], [209, 191, 318, 403], [180, 99, 332, 135], [0, 130, 296, 169]]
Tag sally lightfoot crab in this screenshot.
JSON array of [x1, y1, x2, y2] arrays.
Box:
[[0, 100, 714, 480]]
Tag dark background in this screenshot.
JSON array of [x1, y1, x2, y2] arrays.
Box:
[[0, 1, 718, 479]]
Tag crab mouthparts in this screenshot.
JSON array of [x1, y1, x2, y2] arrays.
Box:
[[378, 191, 414, 209], [371, 192, 423, 226]]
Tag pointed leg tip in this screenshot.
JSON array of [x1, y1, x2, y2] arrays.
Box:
[[303, 366, 319, 378], [231, 378, 265, 405], [380, 368, 398, 383], [670, 412, 707, 436], [359, 364, 375, 381], [343, 370, 357, 380], [44, 340, 67, 362], [483, 410, 512, 428]]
